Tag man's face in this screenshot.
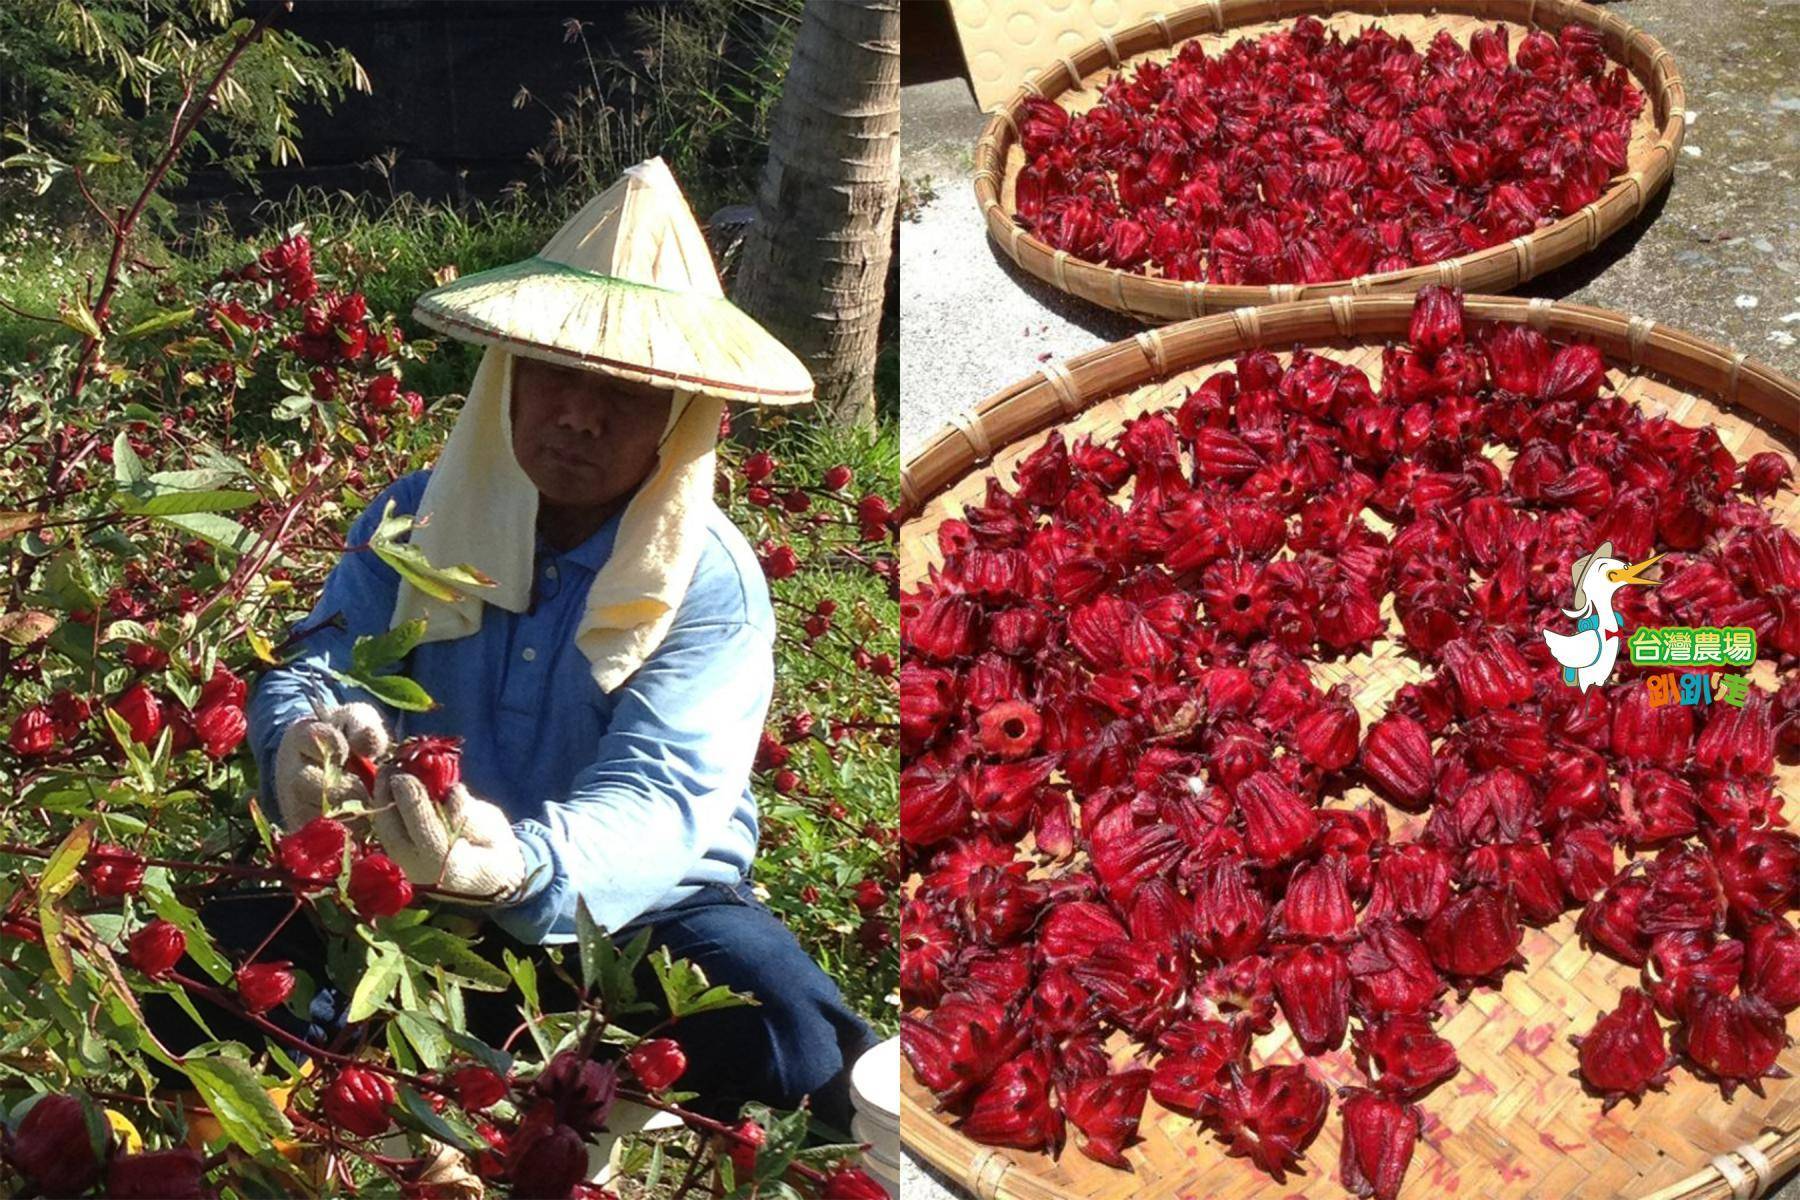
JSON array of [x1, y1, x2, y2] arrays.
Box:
[[509, 356, 674, 510]]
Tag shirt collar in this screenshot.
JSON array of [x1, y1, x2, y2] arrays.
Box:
[[534, 503, 624, 573]]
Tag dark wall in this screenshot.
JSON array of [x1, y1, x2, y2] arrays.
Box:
[[173, 1, 663, 213]]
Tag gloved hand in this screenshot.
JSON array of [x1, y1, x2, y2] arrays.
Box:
[[369, 766, 527, 903], [272, 702, 390, 830]]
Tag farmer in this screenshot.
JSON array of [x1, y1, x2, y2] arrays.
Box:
[[237, 158, 874, 1131]]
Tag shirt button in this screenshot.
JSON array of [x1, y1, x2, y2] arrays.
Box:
[[545, 564, 558, 580], [521, 647, 537, 662]]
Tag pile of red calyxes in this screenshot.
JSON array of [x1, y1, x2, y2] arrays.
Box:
[[899, 287, 1799, 1199], [1012, 17, 1645, 284]]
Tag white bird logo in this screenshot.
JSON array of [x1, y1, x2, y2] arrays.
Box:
[[1540, 541, 1663, 692]]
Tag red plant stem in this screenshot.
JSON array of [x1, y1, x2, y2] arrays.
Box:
[[165, 969, 445, 1095], [243, 895, 304, 966]]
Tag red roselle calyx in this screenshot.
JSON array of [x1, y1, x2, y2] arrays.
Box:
[[899, 287, 1795, 1196], [391, 734, 463, 803], [321, 1065, 396, 1137], [1572, 987, 1672, 1110], [1338, 1088, 1421, 1200]]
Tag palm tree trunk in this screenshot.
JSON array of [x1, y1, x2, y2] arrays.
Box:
[[732, 0, 900, 427]]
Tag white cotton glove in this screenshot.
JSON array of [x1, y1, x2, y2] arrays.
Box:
[[272, 702, 390, 830], [369, 766, 527, 903]]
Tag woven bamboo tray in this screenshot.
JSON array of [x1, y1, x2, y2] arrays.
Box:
[[899, 295, 1800, 1200], [972, 0, 1686, 322]]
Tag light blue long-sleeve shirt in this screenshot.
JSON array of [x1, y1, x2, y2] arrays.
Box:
[[248, 469, 775, 944]]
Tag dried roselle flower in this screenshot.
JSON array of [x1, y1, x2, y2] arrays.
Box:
[[1033, 790, 1075, 860], [1349, 922, 1443, 1018], [1695, 692, 1776, 780], [1292, 693, 1361, 771], [960, 946, 1034, 1006], [1645, 930, 1744, 1020], [1440, 634, 1534, 714], [1508, 440, 1569, 499], [1200, 559, 1273, 640], [1338, 1088, 1421, 1200], [1681, 991, 1791, 1099], [1089, 806, 1185, 907], [1273, 943, 1351, 1053], [1571, 987, 1672, 1110], [1423, 887, 1524, 984], [901, 901, 957, 1007], [901, 746, 973, 849], [1273, 855, 1355, 941], [972, 757, 1056, 837], [1315, 805, 1388, 900], [902, 994, 1021, 1101], [1408, 285, 1463, 357], [1038, 900, 1129, 967], [1360, 713, 1435, 809], [1190, 856, 1269, 962], [1365, 843, 1454, 924], [975, 700, 1042, 760], [1711, 825, 1800, 928], [1744, 921, 1800, 1012], [900, 663, 957, 754], [1430, 766, 1537, 851], [1123, 878, 1183, 948], [1581, 871, 1654, 966], [1640, 845, 1725, 937], [1234, 769, 1320, 866], [959, 865, 1046, 946], [1743, 450, 1793, 496], [1610, 683, 1695, 767], [1552, 824, 1619, 903], [1620, 767, 1699, 846], [1465, 842, 1566, 926], [1209, 1064, 1328, 1182], [1029, 966, 1094, 1040], [960, 1050, 1064, 1151], [1540, 746, 1610, 830], [1541, 343, 1606, 405], [1191, 955, 1278, 1032], [1071, 942, 1186, 1037], [1467, 707, 1549, 776], [1062, 1068, 1152, 1166], [921, 837, 1019, 904], [903, 590, 984, 662], [1354, 1013, 1459, 1098]]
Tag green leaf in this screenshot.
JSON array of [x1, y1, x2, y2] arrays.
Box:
[[158, 511, 257, 557], [347, 946, 403, 1021], [119, 306, 194, 340], [184, 1054, 295, 1152], [389, 927, 511, 990], [112, 433, 147, 486], [324, 667, 436, 713], [392, 1085, 489, 1155], [371, 539, 497, 603], [395, 1011, 451, 1070], [443, 1027, 513, 1077], [650, 945, 751, 1021], [40, 819, 95, 902], [503, 949, 540, 1011], [351, 619, 428, 675], [118, 485, 258, 517]]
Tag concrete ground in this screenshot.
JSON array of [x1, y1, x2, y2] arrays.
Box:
[[899, 0, 1800, 1196]]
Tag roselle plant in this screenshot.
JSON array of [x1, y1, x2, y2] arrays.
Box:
[[1012, 17, 1645, 284], [899, 288, 1799, 1197], [0, 12, 898, 1196]]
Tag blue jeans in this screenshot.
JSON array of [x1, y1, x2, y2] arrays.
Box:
[[142, 883, 877, 1133]]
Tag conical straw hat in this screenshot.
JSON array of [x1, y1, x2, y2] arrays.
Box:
[[412, 157, 812, 406]]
